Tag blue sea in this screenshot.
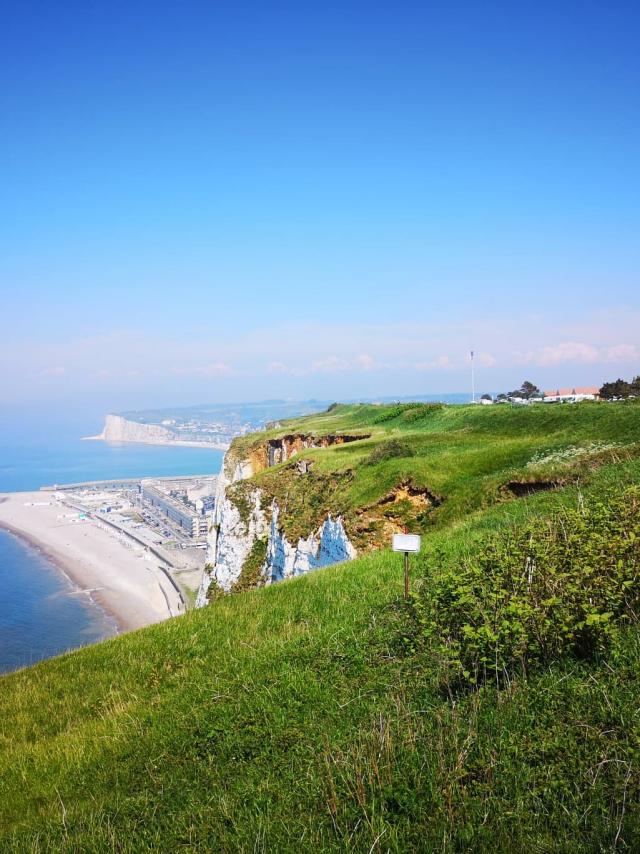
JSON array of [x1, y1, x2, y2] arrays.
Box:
[[0, 416, 223, 675], [0, 531, 119, 673]]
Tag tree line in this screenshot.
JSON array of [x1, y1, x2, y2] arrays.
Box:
[[599, 375, 640, 399]]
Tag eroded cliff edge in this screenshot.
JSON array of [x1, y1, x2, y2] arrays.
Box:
[[196, 434, 361, 604], [195, 413, 446, 605]]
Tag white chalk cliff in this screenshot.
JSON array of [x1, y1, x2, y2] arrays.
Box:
[[266, 502, 355, 583], [95, 415, 176, 444], [196, 455, 259, 604], [196, 449, 357, 604]]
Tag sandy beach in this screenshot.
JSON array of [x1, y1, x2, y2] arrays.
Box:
[[82, 435, 230, 450], [0, 492, 184, 632]]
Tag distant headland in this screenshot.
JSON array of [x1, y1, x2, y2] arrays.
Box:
[[83, 414, 228, 450]]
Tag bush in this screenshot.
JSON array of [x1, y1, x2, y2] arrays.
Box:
[[401, 403, 443, 422], [416, 487, 640, 691], [372, 404, 412, 423], [373, 402, 442, 423], [365, 439, 415, 465]]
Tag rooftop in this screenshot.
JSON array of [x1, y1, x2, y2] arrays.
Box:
[[544, 386, 600, 397]]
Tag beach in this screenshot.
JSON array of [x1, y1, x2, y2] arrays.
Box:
[[82, 435, 230, 451], [0, 492, 184, 632]]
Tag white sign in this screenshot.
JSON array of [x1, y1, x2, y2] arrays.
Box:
[[392, 533, 421, 554]]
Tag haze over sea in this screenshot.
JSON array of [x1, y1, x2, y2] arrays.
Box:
[[0, 412, 224, 674]]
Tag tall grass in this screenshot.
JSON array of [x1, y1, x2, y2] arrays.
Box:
[[1, 404, 640, 850]]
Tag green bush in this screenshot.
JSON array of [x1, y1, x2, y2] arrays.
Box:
[[416, 487, 640, 691], [372, 404, 408, 423], [372, 402, 442, 424], [365, 438, 415, 465], [400, 403, 443, 422]]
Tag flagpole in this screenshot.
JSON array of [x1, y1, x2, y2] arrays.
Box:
[[470, 350, 475, 403]]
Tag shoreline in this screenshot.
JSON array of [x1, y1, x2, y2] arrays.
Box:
[[0, 519, 121, 634], [0, 492, 184, 633]]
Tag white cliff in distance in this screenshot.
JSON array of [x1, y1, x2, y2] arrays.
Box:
[[89, 415, 177, 444]]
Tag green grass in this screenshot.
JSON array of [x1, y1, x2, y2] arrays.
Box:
[[1, 402, 640, 851], [235, 400, 640, 547]]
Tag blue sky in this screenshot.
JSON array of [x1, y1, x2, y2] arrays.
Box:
[[1, 1, 639, 413]]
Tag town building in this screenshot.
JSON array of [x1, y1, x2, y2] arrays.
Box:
[[139, 482, 211, 540], [543, 386, 600, 403]]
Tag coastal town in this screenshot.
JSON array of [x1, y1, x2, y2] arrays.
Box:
[[0, 473, 218, 631]]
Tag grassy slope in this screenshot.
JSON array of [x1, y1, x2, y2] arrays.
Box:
[[231, 400, 640, 547], [1, 403, 640, 851]]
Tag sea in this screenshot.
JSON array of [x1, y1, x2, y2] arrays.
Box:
[[0, 415, 224, 675]]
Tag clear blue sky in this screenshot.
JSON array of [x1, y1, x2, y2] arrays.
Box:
[[1, 1, 639, 413]]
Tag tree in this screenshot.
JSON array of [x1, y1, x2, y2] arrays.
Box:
[[521, 380, 542, 399], [508, 380, 542, 399], [599, 378, 632, 400], [631, 376, 640, 396], [481, 393, 492, 401]]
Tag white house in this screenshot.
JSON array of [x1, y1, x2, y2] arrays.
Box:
[[543, 386, 600, 403]]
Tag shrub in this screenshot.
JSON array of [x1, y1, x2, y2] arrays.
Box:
[[372, 405, 410, 423], [365, 439, 415, 465], [401, 403, 443, 422], [416, 487, 640, 691], [372, 403, 442, 424]]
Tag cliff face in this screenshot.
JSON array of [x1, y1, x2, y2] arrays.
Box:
[[266, 503, 355, 583], [99, 415, 177, 444], [196, 455, 263, 603], [196, 442, 357, 603], [209, 486, 266, 593]]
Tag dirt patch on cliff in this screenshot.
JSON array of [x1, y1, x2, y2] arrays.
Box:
[[248, 446, 269, 474], [350, 479, 442, 548], [377, 479, 442, 510]]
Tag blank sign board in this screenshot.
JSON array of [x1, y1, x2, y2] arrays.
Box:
[[392, 533, 421, 554]]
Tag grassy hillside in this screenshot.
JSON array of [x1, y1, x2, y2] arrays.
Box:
[[1, 401, 640, 851], [227, 400, 640, 550]]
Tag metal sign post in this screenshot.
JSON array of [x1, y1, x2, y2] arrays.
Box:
[[403, 551, 410, 600], [392, 533, 421, 600]]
